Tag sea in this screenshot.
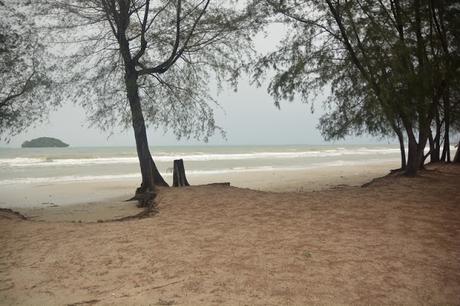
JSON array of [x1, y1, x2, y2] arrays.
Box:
[[0, 144, 407, 186]]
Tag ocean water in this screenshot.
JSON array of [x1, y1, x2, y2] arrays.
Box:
[[0, 144, 405, 186]]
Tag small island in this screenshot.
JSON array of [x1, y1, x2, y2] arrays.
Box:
[[21, 137, 69, 148]]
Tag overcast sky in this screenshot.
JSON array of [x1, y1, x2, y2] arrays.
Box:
[[2, 24, 393, 148]]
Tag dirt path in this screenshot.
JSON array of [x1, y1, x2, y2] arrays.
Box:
[[1, 164, 459, 305]]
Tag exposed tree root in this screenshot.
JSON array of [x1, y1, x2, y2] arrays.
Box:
[[202, 182, 231, 187], [0, 197, 158, 224], [0, 208, 27, 220], [66, 299, 100, 306], [389, 167, 405, 174], [109, 202, 158, 222], [112, 187, 158, 222]]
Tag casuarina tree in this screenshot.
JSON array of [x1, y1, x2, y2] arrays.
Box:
[[39, 0, 257, 201], [252, 0, 460, 176], [0, 1, 60, 140]]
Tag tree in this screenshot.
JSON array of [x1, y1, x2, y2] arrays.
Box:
[[42, 0, 257, 201], [0, 1, 59, 140], [435, 0, 460, 162], [252, 0, 459, 176]]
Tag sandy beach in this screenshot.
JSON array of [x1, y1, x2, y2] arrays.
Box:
[[1, 160, 398, 221], [1, 163, 459, 305], [2, 0, 459, 304]]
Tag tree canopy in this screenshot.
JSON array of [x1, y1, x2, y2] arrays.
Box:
[[252, 0, 460, 175], [40, 0, 258, 141], [28, 0, 261, 194], [0, 0, 60, 140]]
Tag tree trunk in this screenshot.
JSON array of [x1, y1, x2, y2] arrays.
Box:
[[454, 141, 460, 163], [121, 66, 168, 190], [418, 129, 429, 170], [150, 156, 169, 187], [430, 108, 441, 163], [395, 127, 407, 169], [125, 71, 168, 201], [125, 73, 154, 192], [441, 87, 451, 162], [405, 127, 421, 176], [173, 159, 190, 187], [428, 130, 440, 163], [404, 127, 428, 176], [116, 6, 168, 196]]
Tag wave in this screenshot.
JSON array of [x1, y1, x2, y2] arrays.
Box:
[[0, 157, 140, 167], [0, 174, 142, 185], [0, 147, 403, 168], [0, 158, 398, 185]]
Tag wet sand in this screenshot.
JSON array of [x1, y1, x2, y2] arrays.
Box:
[[1, 163, 459, 305]]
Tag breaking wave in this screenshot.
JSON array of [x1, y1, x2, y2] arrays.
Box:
[[0, 158, 398, 185], [0, 147, 402, 168]]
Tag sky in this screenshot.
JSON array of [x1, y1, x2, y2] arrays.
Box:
[[1, 23, 393, 148], [2, 77, 388, 148]]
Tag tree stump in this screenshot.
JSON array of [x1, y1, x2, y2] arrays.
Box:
[[173, 159, 190, 187]]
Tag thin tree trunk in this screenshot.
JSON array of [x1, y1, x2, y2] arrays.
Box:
[[395, 126, 406, 169], [431, 104, 442, 163], [405, 127, 420, 176], [418, 129, 429, 170], [428, 130, 439, 163], [441, 87, 451, 162], [454, 141, 460, 163]]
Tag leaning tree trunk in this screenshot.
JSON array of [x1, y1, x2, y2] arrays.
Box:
[[120, 37, 168, 192], [114, 3, 168, 200], [125, 70, 167, 203], [150, 156, 169, 187]]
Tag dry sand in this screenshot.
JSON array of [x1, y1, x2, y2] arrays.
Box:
[[1, 163, 460, 305], [0, 161, 397, 209]]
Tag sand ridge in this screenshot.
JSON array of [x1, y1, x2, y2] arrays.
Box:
[[1, 164, 460, 305]]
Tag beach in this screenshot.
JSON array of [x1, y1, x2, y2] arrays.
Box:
[[0, 144, 406, 220], [1, 163, 459, 305], [2, 0, 459, 304], [1, 160, 398, 222]]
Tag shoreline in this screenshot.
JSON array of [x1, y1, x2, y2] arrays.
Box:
[[1, 161, 398, 222]]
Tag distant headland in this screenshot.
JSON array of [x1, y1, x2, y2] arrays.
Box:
[[21, 137, 69, 148]]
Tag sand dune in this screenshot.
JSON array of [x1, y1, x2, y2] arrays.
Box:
[[1, 164, 459, 305]]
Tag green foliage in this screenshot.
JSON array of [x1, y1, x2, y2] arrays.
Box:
[[39, 0, 259, 142], [252, 0, 459, 145], [0, 1, 61, 141]]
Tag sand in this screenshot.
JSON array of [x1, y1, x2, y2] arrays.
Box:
[[1, 163, 460, 305], [0, 160, 398, 212]]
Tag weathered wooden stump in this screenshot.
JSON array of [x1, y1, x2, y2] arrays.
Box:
[[173, 159, 190, 187]]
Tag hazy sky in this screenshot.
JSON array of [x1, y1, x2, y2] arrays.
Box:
[[2, 24, 393, 148]]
